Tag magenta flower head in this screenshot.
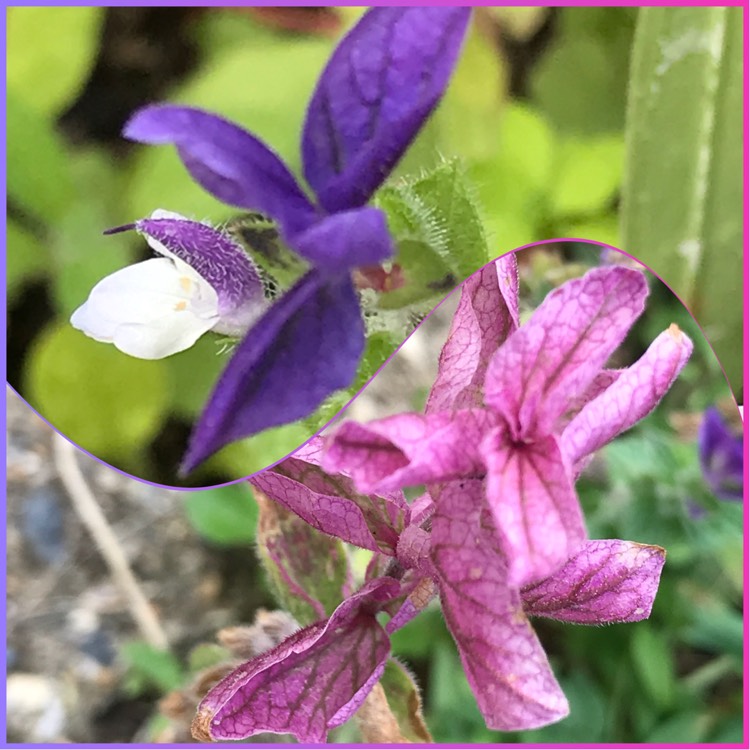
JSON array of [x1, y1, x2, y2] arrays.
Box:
[[325, 256, 693, 589], [698, 406, 744, 501], [109, 8, 471, 472], [192, 258, 673, 741]]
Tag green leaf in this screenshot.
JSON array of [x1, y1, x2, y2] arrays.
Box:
[[521, 672, 607, 743], [644, 712, 705, 743], [7, 89, 73, 222], [621, 7, 742, 395], [469, 103, 554, 251], [121, 642, 185, 695], [549, 135, 624, 217], [165, 335, 226, 419], [26, 322, 170, 461], [433, 18, 505, 162], [6, 220, 49, 300], [376, 159, 490, 308], [630, 623, 676, 710], [187, 643, 231, 674], [559, 215, 620, 248], [51, 150, 133, 318], [254, 489, 349, 624], [183, 483, 258, 545], [682, 603, 743, 661], [7, 7, 102, 116], [205, 421, 312, 480], [531, 8, 636, 134], [379, 659, 432, 743]]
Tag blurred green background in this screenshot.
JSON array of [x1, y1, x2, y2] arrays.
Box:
[[129, 242, 744, 744], [7, 6, 743, 486]]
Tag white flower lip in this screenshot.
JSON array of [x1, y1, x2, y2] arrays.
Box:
[[71, 252, 221, 360], [72, 209, 269, 359]]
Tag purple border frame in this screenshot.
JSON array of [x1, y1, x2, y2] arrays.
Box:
[[3, 2, 748, 748]]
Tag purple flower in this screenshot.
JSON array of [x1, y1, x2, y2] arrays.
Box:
[[192, 429, 666, 741], [324, 258, 693, 588], [72, 210, 267, 359], [698, 407, 744, 501], [120, 8, 471, 472]]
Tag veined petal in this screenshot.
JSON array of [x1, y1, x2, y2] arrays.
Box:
[[481, 430, 587, 587], [193, 578, 400, 743], [135, 210, 267, 336], [250, 460, 408, 554], [183, 271, 364, 473], [522, 540, 666, 625], [426, 255, 519, 414], [293, 206, 393, 274], [484, 267, 648, 439], [71, 258, 219, 359], [323, 409, 496, 494], [562, 325, 693, 465], [303, 7, 471, 212], [124, 105, 317, 236], [431, 480, 569, 731]]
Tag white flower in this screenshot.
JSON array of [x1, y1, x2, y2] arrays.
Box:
[[71, 210, 267, 359]]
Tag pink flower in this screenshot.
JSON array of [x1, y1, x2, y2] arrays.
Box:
[[325, 257, 692, 587], [193, 255, 685, 740]]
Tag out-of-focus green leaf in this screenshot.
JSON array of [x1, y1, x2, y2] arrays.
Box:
[[645, 712, 706, 743], [166, 336, 225, 419], [469, 103, 554, 252], [559, 215, 620, 247], [434, 19, 505, 162], [187, 643, 231, 674], [26, 322, 170, 460], [549, 135, 624, 217], [379, 659, 432, 743], [51, 150, 133, 317], [605, 432, 678, 482], [254, 489, 349, 624], [7, 90, 73, 222], [183, 483, 258, 545], [427, 642, 496, 743], [531, 8, 636, 134], [205, 422, 311, 480], [7, 7, 102, 116], [121, 642, 185, 696], [127, 38, 330, 220], [630, 624, 676, 710], [191, 8, 289, 56], [521, 672, 606, 742], [6, 220, 49, 299], [621, 7, 742, 395], [682, 603, 743, 661], [708, 716, 744, 744]]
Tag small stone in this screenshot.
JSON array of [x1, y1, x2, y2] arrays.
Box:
[[21, 486, 66, 565], [6, 673, 67, 742]]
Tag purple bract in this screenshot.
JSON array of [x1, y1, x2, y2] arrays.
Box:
[[698, 406, 744, 501], [122, 7, 472, 472]]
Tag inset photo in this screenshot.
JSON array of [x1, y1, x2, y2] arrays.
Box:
[[7, 241, 743, 744], [8, 6, 742, 488]]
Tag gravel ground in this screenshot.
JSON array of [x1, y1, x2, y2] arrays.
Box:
[[6, 388, 273, 742]]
